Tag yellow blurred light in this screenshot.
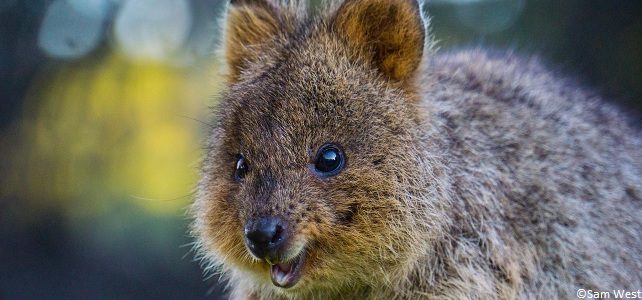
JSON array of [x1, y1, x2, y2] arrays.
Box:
[[12, 52, 219, 220]]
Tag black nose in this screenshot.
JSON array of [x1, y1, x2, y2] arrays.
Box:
[[244, 216, 287, 260]]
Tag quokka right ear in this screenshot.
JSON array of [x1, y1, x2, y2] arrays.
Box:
[[331, 0, 426, 83], [224, 0, 281, 82]]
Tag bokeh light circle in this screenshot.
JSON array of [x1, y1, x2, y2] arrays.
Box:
[[38, 0, 106, 59], [113, 0, 192, 61]]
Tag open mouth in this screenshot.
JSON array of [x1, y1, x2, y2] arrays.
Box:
[[269, 250, 305, 288]]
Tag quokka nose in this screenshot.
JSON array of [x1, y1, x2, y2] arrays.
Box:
[[244, 216, 287, 261]]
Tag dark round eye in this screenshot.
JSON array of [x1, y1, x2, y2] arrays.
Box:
[[314, 144, 345, 176], [234, 154, 248, 181]]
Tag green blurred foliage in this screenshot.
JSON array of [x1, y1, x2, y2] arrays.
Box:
[[1, 53, 222, 298]]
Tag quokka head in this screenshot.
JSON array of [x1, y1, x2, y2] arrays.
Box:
[[193, 0, 442, 295]]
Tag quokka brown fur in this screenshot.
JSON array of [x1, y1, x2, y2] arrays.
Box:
[[191, 0, 642, 298]]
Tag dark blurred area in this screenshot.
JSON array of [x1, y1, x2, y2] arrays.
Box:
[[1, 0, 641, 299]]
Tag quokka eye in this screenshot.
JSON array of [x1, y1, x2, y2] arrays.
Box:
[[313, 144, 345, 177], [234, 154, 248, 181]]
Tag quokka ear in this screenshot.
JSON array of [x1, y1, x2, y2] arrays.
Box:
[[331, 0, 426, 82], [224, 0, 281, 81]]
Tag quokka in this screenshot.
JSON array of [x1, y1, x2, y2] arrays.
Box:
[[191, 0, 642, 298]]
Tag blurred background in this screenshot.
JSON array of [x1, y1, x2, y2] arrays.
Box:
[[0, 0, 640, 299]]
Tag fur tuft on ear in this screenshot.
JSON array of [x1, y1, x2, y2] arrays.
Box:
[[331, 0, 426, 82], [224, 0, 281, 81]]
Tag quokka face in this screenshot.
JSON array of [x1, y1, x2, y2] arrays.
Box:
[[192, 0, 436, 294]]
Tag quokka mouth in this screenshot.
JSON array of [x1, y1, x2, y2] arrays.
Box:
[[269, 250, 305, 288]]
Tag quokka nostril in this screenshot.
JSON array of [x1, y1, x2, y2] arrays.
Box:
[[271, 224, 283, 244]]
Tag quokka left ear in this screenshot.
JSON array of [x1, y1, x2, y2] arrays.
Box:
[[224, 0, 282, 82], [331, 0, 426, 82]]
